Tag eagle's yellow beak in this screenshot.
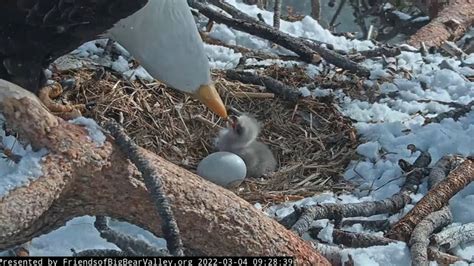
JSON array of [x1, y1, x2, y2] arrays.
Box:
[[194, 84, 228, 119]]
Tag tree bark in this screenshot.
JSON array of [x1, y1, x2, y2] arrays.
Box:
[[407, 0, 474, 48], [0, 80, 330, 265]]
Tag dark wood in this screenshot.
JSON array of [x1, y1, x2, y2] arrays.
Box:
[[0, 0, 147, 93]]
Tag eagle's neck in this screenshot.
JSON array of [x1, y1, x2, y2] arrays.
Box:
[[107, 0, 211, 93]]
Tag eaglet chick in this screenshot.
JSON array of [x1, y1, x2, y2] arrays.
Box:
[[215, 114, 277, 178]]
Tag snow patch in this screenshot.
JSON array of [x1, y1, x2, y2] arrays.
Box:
[[69, 117, 106, 147]]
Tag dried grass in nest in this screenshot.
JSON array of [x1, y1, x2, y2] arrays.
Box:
[[54, 66, 358, 204]]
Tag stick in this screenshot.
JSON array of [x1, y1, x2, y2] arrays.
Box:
[[386, 158, 474, 242], [283, 148, 431, 235], [309, 227, 397, 248], [427, 246, 471, 265], [233, 92, 275, 99], [273, 0, 281, 29]]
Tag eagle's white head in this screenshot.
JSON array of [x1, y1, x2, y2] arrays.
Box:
[[107, 0, 227, 118]]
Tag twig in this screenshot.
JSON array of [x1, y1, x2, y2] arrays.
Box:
[[431, 222, 474, 250], [104, 120, 184, 256], [72, 249, 129, 257], [311, 242, 351, 266], [93, 216, 169, 256], [409, 206, 453, 266], [192, 1, 321, 63], [226, 70, 301, 102], [386, 158, 474, 242], [200, 32, 299, 61]]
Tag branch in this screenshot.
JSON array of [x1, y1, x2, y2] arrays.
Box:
[[427, 155, 465, 189], [409, 206, 453, 266], [312, 242, 350, 266], [386, 158, 474, 242], [309, 227, 397, 248], [192, 1, 321, 64], [0, 80, 330, 265], [282, 148, 431, 235], [93, 216, 169, 256], [225, 70, 301, 102], [423, 100, 474, 125], [431, 222, 474, 250], [427, 246, 472, 265], [199, 32, 300, 61], [192, 1, 371, 77], [273, 0, 281, 29]]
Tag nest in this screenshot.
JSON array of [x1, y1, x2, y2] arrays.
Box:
[[53, 65, 358, 204]]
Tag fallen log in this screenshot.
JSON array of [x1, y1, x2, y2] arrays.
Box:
[[0, 80, 330, 265], [407, 0, 474, 48]]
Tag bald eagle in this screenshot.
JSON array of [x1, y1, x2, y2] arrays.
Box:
[[0, 0, 227, 118]]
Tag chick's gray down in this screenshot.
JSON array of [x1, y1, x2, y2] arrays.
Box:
[[215, 115, 277, 178]]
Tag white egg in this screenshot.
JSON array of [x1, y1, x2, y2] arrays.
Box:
[[197, 151, 247, 188]]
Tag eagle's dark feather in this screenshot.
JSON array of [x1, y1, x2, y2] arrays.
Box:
[[0, 0, 147, 93]]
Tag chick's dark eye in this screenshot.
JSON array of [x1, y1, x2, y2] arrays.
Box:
[[235, 124, 243, 135]]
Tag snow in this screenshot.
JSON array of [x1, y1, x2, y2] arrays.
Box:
[[6, 1, 474, 264], [0, 115, 48, 198], [27, 216, 166, 256], [69, 117, 106, 147]]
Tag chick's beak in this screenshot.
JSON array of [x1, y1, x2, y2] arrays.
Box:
[[195, 84, 228, 119]]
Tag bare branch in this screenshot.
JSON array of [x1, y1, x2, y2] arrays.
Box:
[[225, 70, 301, 102], [431, 222, 474, 250]]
